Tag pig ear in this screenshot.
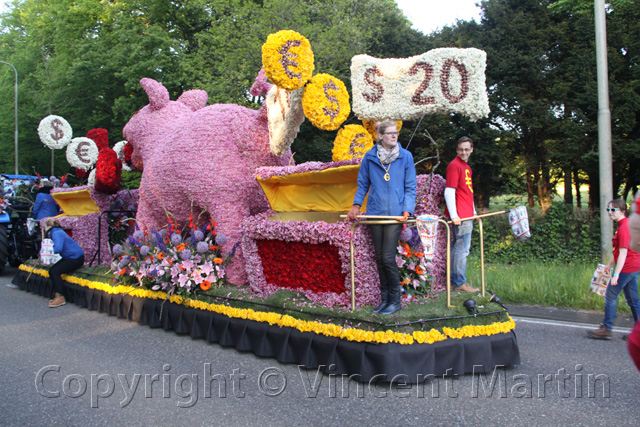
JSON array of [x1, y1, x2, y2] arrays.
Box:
[[140, 78, 169, 111], [177, 90, 208, 111]]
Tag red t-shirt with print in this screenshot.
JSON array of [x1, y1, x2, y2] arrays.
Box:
[[445, 156, 474, 219], [613, 217, 640, 273]]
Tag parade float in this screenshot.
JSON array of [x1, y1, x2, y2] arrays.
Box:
[[12, 30, 520, 382]]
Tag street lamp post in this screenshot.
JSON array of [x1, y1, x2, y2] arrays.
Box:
[[0, 60, 18, 175]]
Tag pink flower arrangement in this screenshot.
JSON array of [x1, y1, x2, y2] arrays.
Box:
[[122, 71, 295, 285], [111, 215, 230, 298]]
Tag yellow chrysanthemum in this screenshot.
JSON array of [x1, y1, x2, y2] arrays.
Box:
[[332, 124, 374, 162], [302, 73, 351, 131], [262, 30, 314, 91], [19, 265, 516, 346], [362, 119, 403, 140]]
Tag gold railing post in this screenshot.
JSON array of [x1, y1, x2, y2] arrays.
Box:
[[479, 218, 486, 297]]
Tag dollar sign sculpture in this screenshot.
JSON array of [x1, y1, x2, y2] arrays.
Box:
[[279, 40, 302, 79], [75, 141, 92, 164], [50, 118, 65, 142], [322, 80, 340, 122]]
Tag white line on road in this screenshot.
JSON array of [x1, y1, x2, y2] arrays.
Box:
[[513, 316, 632, 333]]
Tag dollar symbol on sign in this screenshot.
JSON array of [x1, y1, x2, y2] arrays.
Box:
[[50, 118, 65, 142], [322, 80, 340, 122]]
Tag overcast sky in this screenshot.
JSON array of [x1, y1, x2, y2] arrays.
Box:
[[395, 0, 483, 34]]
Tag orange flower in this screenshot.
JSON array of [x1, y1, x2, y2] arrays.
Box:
[[415, 266, 424, 275], [176, 243, 187, 251], [210, 245, 219, 251], [403, 244, 412, 257], [213, 258, 223, 264], [200, 280, 211, 291], [119, 268, 127, 275], [401, 278, 410, 285], [415, 252, 424, 258], [157, 252, 164, 260]]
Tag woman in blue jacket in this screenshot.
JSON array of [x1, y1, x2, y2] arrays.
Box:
[[32, 183, 60, 220], [43, 218, 85, 308], [347, 120, 417, 315]]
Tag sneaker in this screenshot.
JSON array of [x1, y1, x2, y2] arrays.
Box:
[[49, 295, 66, 308], [454, 283, 479, 293], [586, 325, 612, 340], [623, 333, 630, 341]]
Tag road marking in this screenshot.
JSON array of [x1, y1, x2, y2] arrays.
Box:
[[513, 316, 632, 333]]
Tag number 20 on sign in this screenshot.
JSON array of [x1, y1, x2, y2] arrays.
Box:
[[350, 48, 490, 122]]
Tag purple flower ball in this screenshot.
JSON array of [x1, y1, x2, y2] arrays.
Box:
[[112, 244, 124, 255], [193, 230, 204, 241], [400, 227, 413, 242], [119, 257, 129, 267], [179, 250, 192, 260], [216, 233, 227, 245], [170, 233, 182, 246], [140, 245, 150, 256], [196, 241, 209, 253], [133, 230, 144, 240]]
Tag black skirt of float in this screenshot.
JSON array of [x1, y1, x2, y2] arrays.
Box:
[[13, 269, 520, 383]]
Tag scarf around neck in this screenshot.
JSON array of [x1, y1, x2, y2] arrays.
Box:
[[376, 143, 400, 165]]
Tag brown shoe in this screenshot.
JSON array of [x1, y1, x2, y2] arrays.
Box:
[[49, 295, 66, 308], [586, 325, 612, 340], [454, 283, 479, 293]]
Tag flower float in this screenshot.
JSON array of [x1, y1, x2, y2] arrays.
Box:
[[262, 30, 314, 91], [302, 73, 350, 131]]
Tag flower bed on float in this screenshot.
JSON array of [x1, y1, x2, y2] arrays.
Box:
[[17, 263, 514, 343]]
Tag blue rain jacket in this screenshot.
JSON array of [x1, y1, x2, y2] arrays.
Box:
[[353, 144, 417, 216], [50, 227, 85, 259]]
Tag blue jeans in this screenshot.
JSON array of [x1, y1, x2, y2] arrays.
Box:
[[451, 220, 473, 287], [603, 270, 640, 330]]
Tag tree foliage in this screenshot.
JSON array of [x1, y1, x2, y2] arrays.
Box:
[[0, 0, 638, 211]]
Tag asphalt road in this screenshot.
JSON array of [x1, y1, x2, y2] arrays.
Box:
[[1, 266, 639, 426]]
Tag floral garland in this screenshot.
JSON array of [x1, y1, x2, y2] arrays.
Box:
[[19, 263, 516, 345], [255, 158, 361, 181], [362, 119, 403, 140], [265, 85, 305, 156], [302, 73, 351, 131], [262, 30, 315, 91], [38, 115, 72, 149], [351, 48, 490, 122], [66, 137, 99, 171], [113, 141, 132, 172], [331, 124, 373, 162]]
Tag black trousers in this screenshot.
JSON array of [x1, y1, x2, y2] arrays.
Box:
[[369, 224, 403, 292], [49, 256, 84, 296]]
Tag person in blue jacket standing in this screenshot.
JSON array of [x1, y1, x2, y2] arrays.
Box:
[[43, 218, 85, 308], [32, 182, 60, 220], [347, 120, 417, 315]]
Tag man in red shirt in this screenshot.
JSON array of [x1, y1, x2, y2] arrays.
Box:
[[444, 136, 478, 293]]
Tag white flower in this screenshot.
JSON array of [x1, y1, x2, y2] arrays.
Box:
[[38, 115, 72, 149], [266, 86, 305, 156], [66, 137, 99, 170], [351, 48, 490, 122], [113, 140, 132, 172]]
